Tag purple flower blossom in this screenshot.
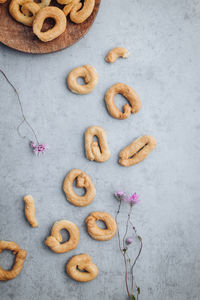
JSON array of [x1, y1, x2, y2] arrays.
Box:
[[125, 193, 140, 205], [30, 142, 48, 155], [115, 191, 126, 200], [126, 236, 133, 245]]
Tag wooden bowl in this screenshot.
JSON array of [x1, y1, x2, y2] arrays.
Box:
[[0, 0, 101, 54]]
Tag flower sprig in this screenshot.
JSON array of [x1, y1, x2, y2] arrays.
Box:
[[0, 69, 47, 155], [115, 191, 143, 300]]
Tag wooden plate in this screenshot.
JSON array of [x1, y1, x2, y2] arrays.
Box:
[[0, 0, 101, 54]]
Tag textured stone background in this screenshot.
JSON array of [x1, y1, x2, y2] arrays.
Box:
[[0, 0, 200, 299]]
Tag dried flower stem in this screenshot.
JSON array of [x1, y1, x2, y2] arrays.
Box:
[[115, 192, 142, 300], [115, 198, 123, 251], [0, 69, 40, 144], [123, 205, 133, 249]]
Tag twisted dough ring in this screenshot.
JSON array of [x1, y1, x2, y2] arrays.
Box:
[[63, 169, 96, 207], [119, 135, 157, 167], [21, 2, 40, 18], [67, 64, 98, 94], [24, 195, 38, 228], [0, 241, 27, 281], [45, 220, 80, 253], [86, 212, 117, 241], [66, 254, 98, 282], [105, 47, 130, 64], [36, 0, 50, 8], [9, 0, 40, 26], [21, 0, 50, 16], [85, 126, 111, 162], [62, 0, 80, 16], [33, 7, 67, 42], [105, 83, 141, 120], [70, 0, 95, 23]]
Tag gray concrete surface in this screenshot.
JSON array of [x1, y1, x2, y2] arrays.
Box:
[[0, 0, 200, 299]]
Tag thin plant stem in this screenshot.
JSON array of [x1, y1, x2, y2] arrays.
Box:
[[123, 252, 131, 300], [115, 198, 123, 252], [129, 220, 143, 299], [123, 205, 133, 248], [115, 198, 131, 299], [0, 69, 40, 144]]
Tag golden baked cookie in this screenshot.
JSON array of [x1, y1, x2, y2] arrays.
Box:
[[22, 0, 50, 16], [86, 211, 117, 241], [33, 7, 67, 42], [66, 254, 98, 282], [119, 135, 156, 166], [105, 47, 130, 63], [0, 241, 27, 281], [63, 169, 96, 207], [67, 64, 98, 94], [45, 220, 80, 253], [70, 0, 95, 24], [62, 0, 80, 15], [9, 0, 40, 27], [24, 195, 38, 228], [85, 126, 111, 162], [105, 83, 141, 120]]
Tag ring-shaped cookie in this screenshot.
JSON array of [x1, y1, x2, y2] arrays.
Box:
[[85, 211, 117, 241], [63, 169, 96, 207], [67, 64, 98, 94], [45, 220, 80, 253], [70, 0, 95, 24], [38, 0, 51, 8], [85, 126, 111, 162], [9, 0, 39, 27], [21, 1, 40, 19], [33, 7, 67, 42], [119, 135, 156, 167], [22, 0, 50, 16], [66, 254, 98, 282], [105, 83, 141, 120], [0, 241, 27, 281], [63, 0, 81, 16], [105, 47, 130, 63]]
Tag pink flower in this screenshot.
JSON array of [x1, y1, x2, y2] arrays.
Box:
[[126, 236, 133, 245], [115, 191, 126, 200], [30, 142, 48, 155], [125, 193, 140, 205]]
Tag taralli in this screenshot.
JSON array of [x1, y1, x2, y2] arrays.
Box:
[[24, 195, 38, 228], [66, 254, 98, 282], [85, 126, 111, 162], [63, 169, 96, 207], [33, 7, 67, 42], [37, 0, 51, 8], [105, 83, 141, 120], [21, 2, 40, 19], [57, 0, 73, 6], [63, 0, 81, 16], [0, 241, 27, 281], [70, 0, 95, 24], [45, 220, 80, 253], [62, 0, 80, 15], [119, 135, 157, 167], [22, 0, 50, 16], [9, 0, 39, 27], [105, 47, 130, 63], [86, 211, 117, 241], [67, 64, 98, 95]]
